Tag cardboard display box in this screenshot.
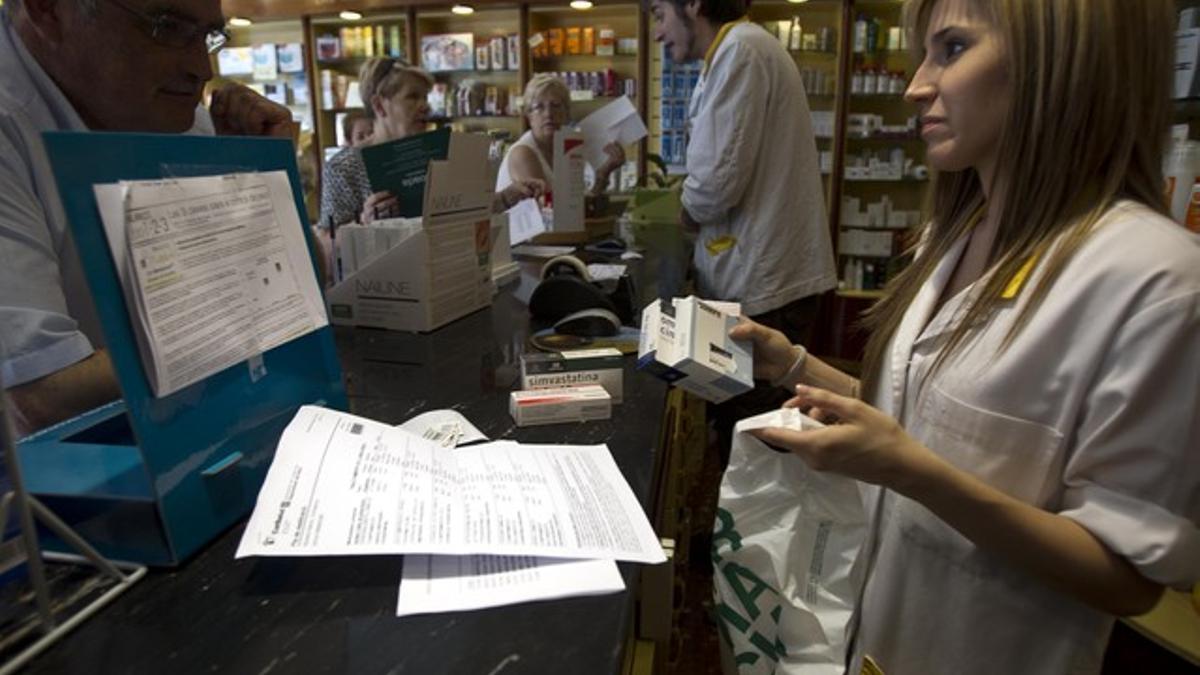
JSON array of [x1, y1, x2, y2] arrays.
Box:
[[326, 133, 496, 333]]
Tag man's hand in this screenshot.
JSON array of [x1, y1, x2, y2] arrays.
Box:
[[209, 83, 296, 140]]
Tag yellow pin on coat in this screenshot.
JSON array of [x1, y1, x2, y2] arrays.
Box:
[[704, 235, 737, 256], [1002, 254, 1040, 299]]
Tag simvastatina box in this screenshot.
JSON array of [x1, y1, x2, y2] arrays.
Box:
[[520, 348, 624, 403], [509, 385, 612, 427]]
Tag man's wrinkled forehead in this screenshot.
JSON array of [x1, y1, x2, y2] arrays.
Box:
[[139, 0, 225, 28]]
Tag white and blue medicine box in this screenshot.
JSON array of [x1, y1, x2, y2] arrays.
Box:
[[637, 296, 753, 404]]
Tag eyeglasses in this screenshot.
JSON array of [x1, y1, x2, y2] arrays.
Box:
[[101, 0, 230, 53], [528, 100, 567, 115]]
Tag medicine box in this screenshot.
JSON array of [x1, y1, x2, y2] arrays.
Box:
[[838, 229, 895, 257], [521, 348, 624, 403], [1177, 29, 1200, 99], [637, 296, 753, 404], [509, 385, 612, 427]]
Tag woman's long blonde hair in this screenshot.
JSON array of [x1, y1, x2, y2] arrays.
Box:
[[859, 0, 1174, 398]]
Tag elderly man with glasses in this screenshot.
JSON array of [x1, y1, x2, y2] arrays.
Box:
[[0, 0, 295, 433]]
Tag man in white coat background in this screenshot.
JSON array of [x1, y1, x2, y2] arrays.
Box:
[[649, 0, 838, 461]]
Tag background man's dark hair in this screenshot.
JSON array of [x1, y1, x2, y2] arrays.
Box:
[[657, 0, 747, 24]]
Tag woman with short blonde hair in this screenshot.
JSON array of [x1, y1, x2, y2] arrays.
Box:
[[730, 0, 1198, 672], [496, 73, 625, 201], [319, 58, 540, 228]]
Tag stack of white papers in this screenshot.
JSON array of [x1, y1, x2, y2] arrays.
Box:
[[237, 406, 665, 616], [95, 172, 328, 397]]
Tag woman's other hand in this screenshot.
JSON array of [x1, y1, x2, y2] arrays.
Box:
[[598, 142, 626, 176], [504, 179, 545, 207], [360, 191, 399, 224], [751, 386, 939, 491]]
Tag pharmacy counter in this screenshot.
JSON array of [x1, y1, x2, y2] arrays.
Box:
[[20, 285, 670, 675]]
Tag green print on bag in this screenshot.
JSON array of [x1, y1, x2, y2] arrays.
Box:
[[712, 507, 787, 668]]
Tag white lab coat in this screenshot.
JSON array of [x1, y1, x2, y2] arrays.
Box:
[[849, 201, 1200, 675], [683, 22, 836, 316]]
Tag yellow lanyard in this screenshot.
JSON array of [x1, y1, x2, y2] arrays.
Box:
[[703, 16, 749, 75]]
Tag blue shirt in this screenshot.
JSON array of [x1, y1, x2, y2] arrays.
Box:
[[0, 9, 97, 387], [0, 9, 212, 387]]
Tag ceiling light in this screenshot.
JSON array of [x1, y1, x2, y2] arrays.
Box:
[[451, 4, 475, 14], [338, 10, 363, 20], [228, 16, 252, 27], [570, 0, 594, 8], [785, 0, 809, 3]]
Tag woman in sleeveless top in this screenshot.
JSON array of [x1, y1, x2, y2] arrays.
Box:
[[496, 74, 626, 200]]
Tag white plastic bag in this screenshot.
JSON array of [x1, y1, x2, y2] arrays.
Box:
[[712, 408, 867, 675]]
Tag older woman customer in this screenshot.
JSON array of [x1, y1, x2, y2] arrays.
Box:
[[319, 57, 541, 228], [496, 74, 626, 198]]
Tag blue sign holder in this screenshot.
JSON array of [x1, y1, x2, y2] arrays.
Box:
[[16, 132, 347, 566]]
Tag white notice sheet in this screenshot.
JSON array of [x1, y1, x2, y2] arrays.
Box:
[[395, 411, 625, 616], [236, 406, 666, 563], [95, 171, 327, 397], [577, 96, 648, 171], [396, 409, 488, 448], [505, 197, 547, 246], [396, 554, 624, 616]]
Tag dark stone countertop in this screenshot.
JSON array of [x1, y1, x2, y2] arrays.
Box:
[[19, 283, 669, 675]]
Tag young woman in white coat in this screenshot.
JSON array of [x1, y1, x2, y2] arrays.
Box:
[[732, 0, 1199, 673]]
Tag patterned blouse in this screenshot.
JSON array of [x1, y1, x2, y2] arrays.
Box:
[[318, 146, 372, 229]]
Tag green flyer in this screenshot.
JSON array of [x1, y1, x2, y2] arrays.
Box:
[[360, 128, 452, 217]]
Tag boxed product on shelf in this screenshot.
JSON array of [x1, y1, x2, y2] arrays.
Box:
[[841, 196, 920, 229], [490, 37, 506, 71], [583, 27, 595, 54], [547, 28, 565, 56], [484, 86, 505, 115], [507, 35, 521, 70], [292, 75, 309, 105], [277, 43, 304, 73], [218, 47, 254, 76], [838, 229, 894, 257], [476, 43, 490, 71], [316, 34, 340, 61], [340, 27, 364, 57], [566, 27, 582, 54], [596, 28, 616, 56], [847, 113, 883, 138], [1177, 29, 1200, 98], [422, 33, 475, 72], [806, 110, 835, 138], [262, 82, 288, 106], [428, 83, 449, 117]]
